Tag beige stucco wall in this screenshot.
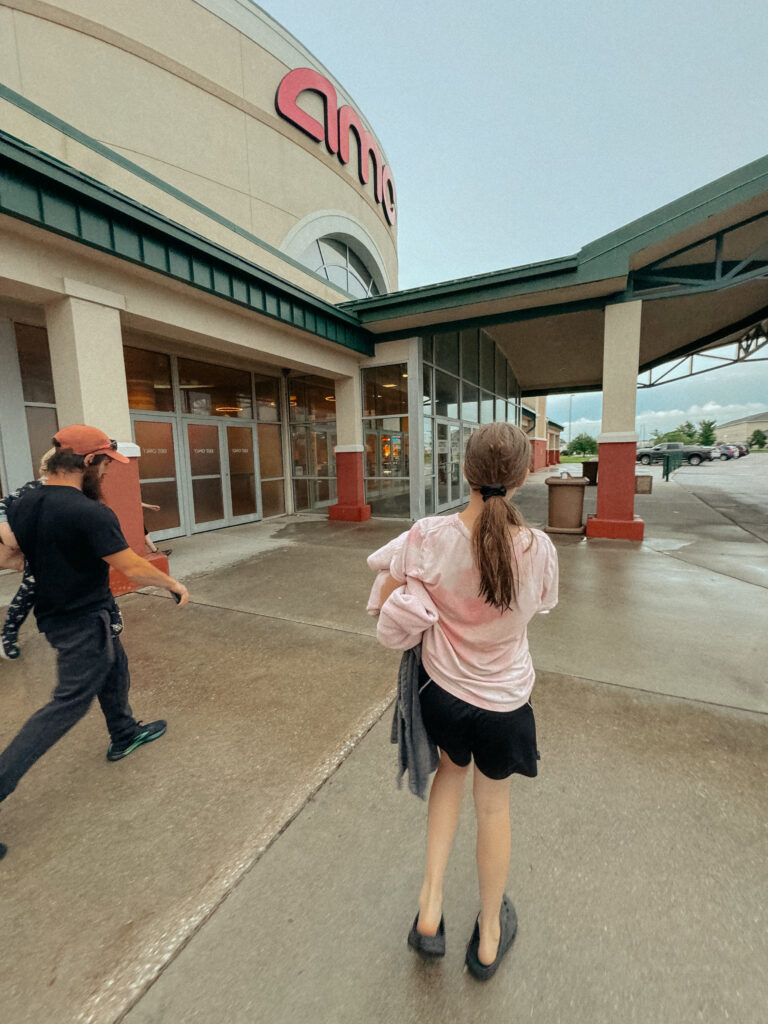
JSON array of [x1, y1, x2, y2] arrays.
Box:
[[716, 416, 768, 443], [0, 0, 398, 297]]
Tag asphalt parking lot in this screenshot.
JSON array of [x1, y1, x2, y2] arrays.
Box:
[[673, 452, 768, 542]]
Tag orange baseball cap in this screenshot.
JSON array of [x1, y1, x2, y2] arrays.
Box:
[[53, 425, 130, 463]]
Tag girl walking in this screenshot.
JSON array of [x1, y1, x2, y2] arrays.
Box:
[[373, 422, 558, 979]]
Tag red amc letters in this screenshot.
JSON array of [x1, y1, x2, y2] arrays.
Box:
[[276, 68, 397, 227]]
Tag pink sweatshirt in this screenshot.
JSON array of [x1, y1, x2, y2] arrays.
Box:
[[372, 514, 558, 712]]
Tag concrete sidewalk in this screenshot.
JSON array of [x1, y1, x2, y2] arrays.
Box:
[[0, 470, 766, 1024]]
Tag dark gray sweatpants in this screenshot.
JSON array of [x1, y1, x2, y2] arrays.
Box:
[[0, 609, 137, 802]]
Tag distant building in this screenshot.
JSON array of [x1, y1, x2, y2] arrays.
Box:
[[716, 411, 768, 443]]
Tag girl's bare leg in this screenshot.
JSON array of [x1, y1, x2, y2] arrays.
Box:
[[473, 767, 512, 964], [417, 750, 469, 935]]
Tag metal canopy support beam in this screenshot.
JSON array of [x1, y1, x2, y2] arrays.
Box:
[[638, 321, 768, 388]]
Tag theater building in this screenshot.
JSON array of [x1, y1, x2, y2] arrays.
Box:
[[2, 0, 768, 553]]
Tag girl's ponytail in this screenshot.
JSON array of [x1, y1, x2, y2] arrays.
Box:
[[464, 423, 532, 612]]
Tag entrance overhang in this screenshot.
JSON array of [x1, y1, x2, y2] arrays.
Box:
[[344, 153, 768, 397]]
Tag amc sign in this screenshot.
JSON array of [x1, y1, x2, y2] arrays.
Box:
[[276, 68, 396, 227]]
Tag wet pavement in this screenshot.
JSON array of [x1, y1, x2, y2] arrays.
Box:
[[0, 464, 766, 1024]]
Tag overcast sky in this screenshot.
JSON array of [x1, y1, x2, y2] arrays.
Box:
[[262, 0, 768, 436]]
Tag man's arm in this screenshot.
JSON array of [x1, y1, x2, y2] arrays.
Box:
[[103, 548, 190, 606], [0, 543, 24, 572], [0, 522, 20, 553]]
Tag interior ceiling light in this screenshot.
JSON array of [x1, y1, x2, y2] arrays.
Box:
[[325, 395, 335, 402], [215, 406, 243, 413], [402, 373, 408, 378], [382, 383, 397, 388]]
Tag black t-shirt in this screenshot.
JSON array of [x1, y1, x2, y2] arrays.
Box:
[[8, 485, 128, 626]]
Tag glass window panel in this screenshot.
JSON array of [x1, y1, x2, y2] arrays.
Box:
[[25, 406, 59, 477], [253, 374, 280, 422], [319, 237, 346, 262], [362, 365, 408, 417], [496, 398, 507, 422], [299, 240, 324, 272], [325, 264, 348, 289], [230, 473, 257, 517], [257, 423, 283, 478], [378, 429, 408, 478], [480, 332, 495, 392], [261, 478, 285, 517], [506, 366, 520, 402], [178, 357, 252, 418], [423, 417, 433, 473], [461, 330, 479, 384], [15, 324, 56, 404], [424, 480, 434, 515], [435, 371, 459, 418], [422, 367, 432, 416], [364, 431, 378, 477], [187, 423, 221, 476], [495, 347, 507, 396], [481, 391, 494, 423], [365, 478, 411, 517], [435, 332, 460, 375], [291, 426, 310, 475], [124, 347, 174, 412], [134, 421, 176, 480], [313, 430, 331, 477], [192, 477, 224, 523], [462, 381, 479, 422], [422, 335, 433, 363], [227, 426, 255, 476], [289, 375, 337, 422], [140, 480, 180, 531], [293, 476, 310, 512], [346, 271, 369, 299]]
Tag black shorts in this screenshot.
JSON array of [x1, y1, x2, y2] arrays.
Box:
[[418, 665, 539, 781]]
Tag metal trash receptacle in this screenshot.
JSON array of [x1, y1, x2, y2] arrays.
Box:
[[545, 472, 588, 534], [582, 459, 598, 486]]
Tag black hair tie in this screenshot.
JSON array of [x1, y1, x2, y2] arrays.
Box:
[[480, 484, 507, 502]]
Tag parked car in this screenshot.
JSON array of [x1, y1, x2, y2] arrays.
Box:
[[734, 443, 750, 457], [635, 441, 714, 466], [713, 444, 740, 460]]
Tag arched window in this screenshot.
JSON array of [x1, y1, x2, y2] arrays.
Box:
[[299, 236, 380, 298]]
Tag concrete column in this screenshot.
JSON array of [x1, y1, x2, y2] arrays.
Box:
[[530, 396, 548, 471], [329, 370, 370, 521], [586, 300, 644, 541], [45, 283, 130, 439], [45, 285, 148, 580], [0, 317, 33, 489]]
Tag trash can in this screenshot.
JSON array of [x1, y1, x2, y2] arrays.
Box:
[[582, 459, 598, 486], [545, 472, 588, 534]]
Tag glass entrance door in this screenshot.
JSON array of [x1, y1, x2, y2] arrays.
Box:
[[183, 421, 262, 531], [436, 419, 462, 511], [226, 425, 259, 519], [132, 418, 182, 541], [186, 422, 226, 529]]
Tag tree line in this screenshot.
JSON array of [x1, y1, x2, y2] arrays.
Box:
[[564, 419, 767, 455]]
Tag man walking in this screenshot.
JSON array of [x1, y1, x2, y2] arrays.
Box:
[[0, 425, 189, 860]]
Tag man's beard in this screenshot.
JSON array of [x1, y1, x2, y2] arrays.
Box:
[[82, 464, 105, 501]]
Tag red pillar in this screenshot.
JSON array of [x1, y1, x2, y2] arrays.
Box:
[[585, 441, 644, 541], [530, 439, 547, 472], [329, 446, 371, 522], [101, 446, 169, 594]]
